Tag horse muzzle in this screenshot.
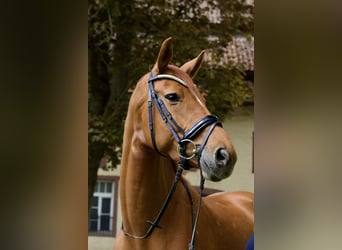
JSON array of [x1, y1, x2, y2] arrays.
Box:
[[199, 146, 236, 181]]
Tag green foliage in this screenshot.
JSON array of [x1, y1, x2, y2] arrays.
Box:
[[197, 63, 250, 118], [88, 0, 254, 169], [88, 115, 123, 169]]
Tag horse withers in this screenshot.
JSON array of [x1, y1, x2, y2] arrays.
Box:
[[114, 37, 254, 250]]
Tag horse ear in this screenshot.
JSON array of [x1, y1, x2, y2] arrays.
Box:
[[180, 50, 205, 79], [153, 37, 173, 73]]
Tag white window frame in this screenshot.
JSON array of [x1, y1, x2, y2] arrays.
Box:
[[89, 176, 119, 237]]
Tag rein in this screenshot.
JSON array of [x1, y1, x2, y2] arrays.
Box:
[[122, 72, 222, 250]]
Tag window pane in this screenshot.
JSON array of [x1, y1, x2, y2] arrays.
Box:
[[92, 196, 98, 207], [102, 198, 111, 213], [90, 208, 98, 220], [106, 182, 112, 193], [89, 221, 98, 232], [100, 215, 110, 231], [95, 182, 99, 192], [100, 182, 105, 193]]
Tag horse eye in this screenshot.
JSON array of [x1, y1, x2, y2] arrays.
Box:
[[165, 93, 180, 103]]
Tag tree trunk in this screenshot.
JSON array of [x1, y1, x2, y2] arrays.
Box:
[[88, 42, 110, 212], [88, 142, 106, 211]]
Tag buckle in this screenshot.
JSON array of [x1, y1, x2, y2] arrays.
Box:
[[177, 139, 200, 160]]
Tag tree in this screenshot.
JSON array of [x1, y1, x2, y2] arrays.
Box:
[[88, 0, 254, 211]]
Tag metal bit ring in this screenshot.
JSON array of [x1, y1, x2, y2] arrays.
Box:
[[177, 139, 200, 160]]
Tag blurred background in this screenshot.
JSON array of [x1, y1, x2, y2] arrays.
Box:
[[1, 0, 342, 249]]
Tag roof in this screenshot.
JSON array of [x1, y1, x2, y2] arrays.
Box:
[[224, 36, 254, 71], [204, 36, 254, 71]]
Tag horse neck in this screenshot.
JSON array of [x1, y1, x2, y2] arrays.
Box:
[[119, 117, 190, 236]]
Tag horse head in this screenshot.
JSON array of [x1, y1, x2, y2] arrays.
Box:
[[130, 37, 237, 182]]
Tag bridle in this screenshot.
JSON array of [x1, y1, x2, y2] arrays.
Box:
[[122, 72, 223, 250], [147, 72, 222, 164]]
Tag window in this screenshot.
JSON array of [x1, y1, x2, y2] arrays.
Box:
[[89, 176, 119, 237]]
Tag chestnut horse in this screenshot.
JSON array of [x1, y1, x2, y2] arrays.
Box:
[[114, 38, 254, 250]]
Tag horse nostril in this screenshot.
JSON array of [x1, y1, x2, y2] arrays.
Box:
[[215, 148, 229, 166]]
